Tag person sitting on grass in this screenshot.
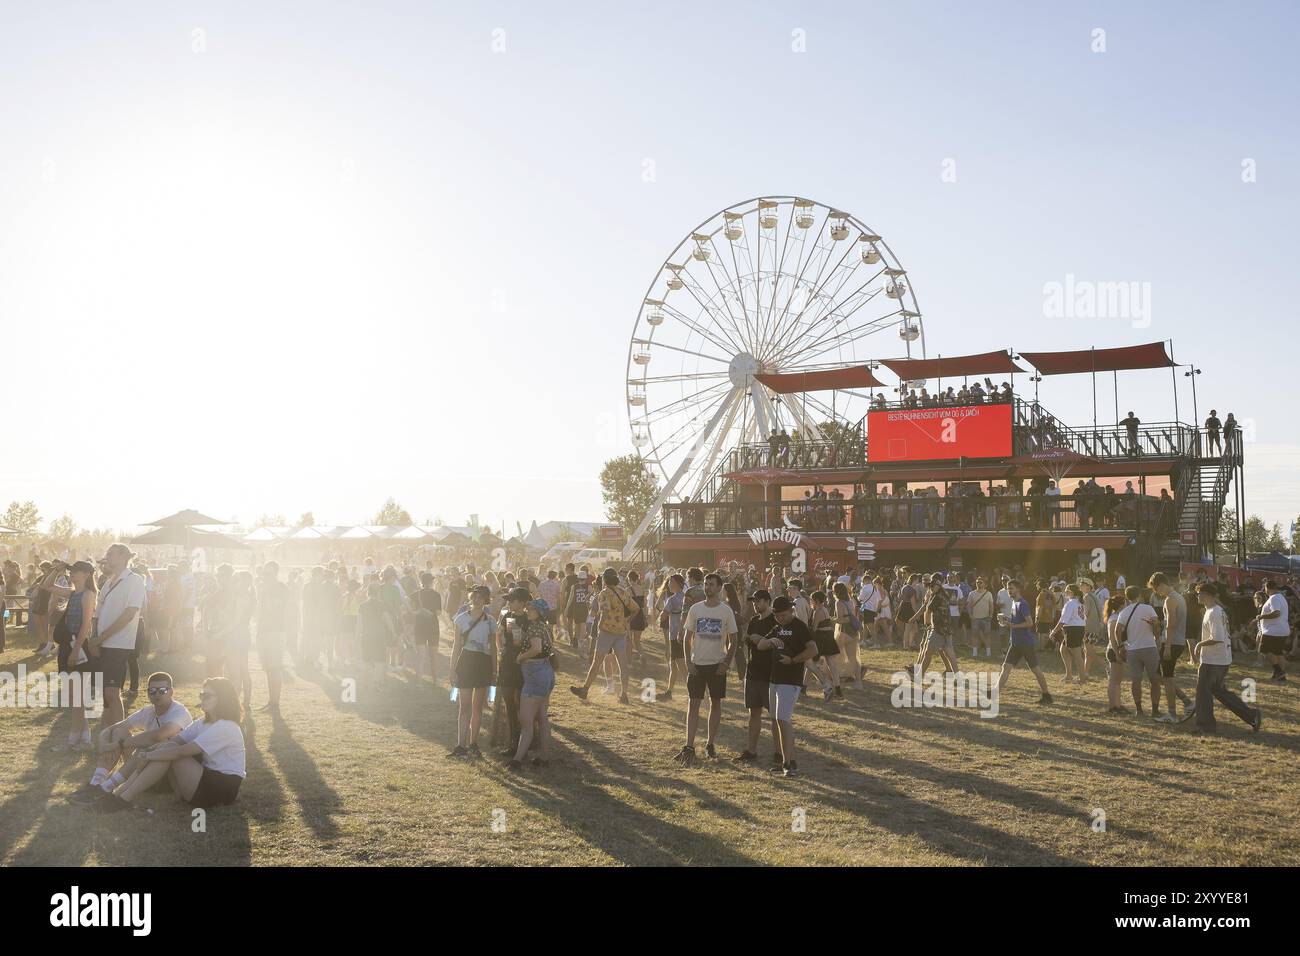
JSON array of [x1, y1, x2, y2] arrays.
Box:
[[70, 671, 193, 804], [92, 677, 246, 814]]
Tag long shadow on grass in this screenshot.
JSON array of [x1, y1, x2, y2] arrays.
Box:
[[486, 725, 763, 866], [266, 714, 344, 841], [804, 700, 1220, 796], [0, 720, 89, 863]]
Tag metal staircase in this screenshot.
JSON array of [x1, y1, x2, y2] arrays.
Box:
[[1157, 439, 1243, 571]]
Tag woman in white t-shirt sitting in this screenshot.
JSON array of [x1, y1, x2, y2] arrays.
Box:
[[95, 677, 247, 813]]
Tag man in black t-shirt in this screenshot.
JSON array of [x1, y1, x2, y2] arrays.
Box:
[[413, 572, 442, 683], [733, 590, 777, 765], [565, 571, 592, 651], [763, 596, 818, 777]]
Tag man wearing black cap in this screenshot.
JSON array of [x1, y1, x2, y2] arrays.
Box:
[[764, 594, 818, 777], [733, 588, 777, 764]]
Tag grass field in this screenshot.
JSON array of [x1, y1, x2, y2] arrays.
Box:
[[2, 627, 1296, 867]]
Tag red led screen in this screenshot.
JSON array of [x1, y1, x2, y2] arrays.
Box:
[[867, 403, 1013, 462]]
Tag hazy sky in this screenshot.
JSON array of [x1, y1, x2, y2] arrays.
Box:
[[2, 1, 1296, 534]]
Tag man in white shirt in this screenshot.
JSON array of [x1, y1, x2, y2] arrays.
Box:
[[1253, 581, 1290, 682], [71, 671, 193, 803], [1116, 585, 1163, 717], [1191, 583, 1261, 733], [88, 543, 147, 727], [675, 573, 737, 765], [786, 580, 810, 625]]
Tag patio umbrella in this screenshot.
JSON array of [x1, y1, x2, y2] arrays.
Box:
[[141, 509, 229, 527]]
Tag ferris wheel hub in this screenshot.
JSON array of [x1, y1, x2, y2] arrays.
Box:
[[728, 351, 761, 388]]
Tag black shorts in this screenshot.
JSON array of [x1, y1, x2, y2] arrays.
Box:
[[454, 649, 494, 689], [1003, 644, 1039, 669], [1036, 623, 1053, 637], [959, 612, 972, 628], [1260, 635, 1289, 656], [744, 677, 769, 710], [257, 631, 286, 669], [687, 662, 726, 700], [567, 605, 588, 623], [813, 629, 840, 658], [861, 609, 878, 624], [669, 638, 685, 661], [1064, 626, 1085, 649], [190, 768, 242, 808], [96, 647, 131, 689], [897, 604, 914, 623], [1159, 643, 1185, 677]]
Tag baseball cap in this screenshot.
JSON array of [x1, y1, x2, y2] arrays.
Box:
[[750, 588, 772, 602], [772, 595, 793, 612], [469, 584, 491, 598], [507, 587, 531, 603]]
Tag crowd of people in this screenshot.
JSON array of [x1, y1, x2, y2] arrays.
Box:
[[6, 543, 1294, 795]]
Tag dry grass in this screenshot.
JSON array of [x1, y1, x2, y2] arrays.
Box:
[[1, 628, 1296, 866]]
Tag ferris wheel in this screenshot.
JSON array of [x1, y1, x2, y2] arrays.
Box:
[[623, 195, 925, 554]]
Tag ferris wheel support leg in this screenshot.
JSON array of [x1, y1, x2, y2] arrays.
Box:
[[750, 388, 773, 439], [622, 388, 740, 561], [688, 395, 743, 501], [785, 394, 823, 441]]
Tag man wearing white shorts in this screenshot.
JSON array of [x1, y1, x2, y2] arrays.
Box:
[[761, 596, 818, 777]]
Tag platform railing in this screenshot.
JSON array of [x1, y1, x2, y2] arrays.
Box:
[[662, 493, 1176, 537]]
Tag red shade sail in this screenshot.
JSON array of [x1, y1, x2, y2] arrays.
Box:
[[755, 365, 886, 393], [1018, 342, 1176, 376], [879, 350, 1023, 381]]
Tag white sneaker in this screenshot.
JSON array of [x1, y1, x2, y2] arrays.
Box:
[[1155, 713, 1176, 724], [601, 682, 614, 695]]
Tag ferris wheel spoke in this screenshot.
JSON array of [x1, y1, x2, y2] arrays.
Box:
[[636, 370, 731, 385], [636, 380, 732, 425], [782, 311, 903, 368], [783, 256, 878, 351], [763, 210, 827, 350], [646, 389, 733, 464], [659, 301, 745, 357], [675, 268, 750, 355], [765, 235, 859, 361], [700, 241, 759, 353], [636, 337, 733, 365], [770, 273, 890, 365]]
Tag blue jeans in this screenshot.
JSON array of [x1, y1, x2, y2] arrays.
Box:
[[521, 659, 555, 698]]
